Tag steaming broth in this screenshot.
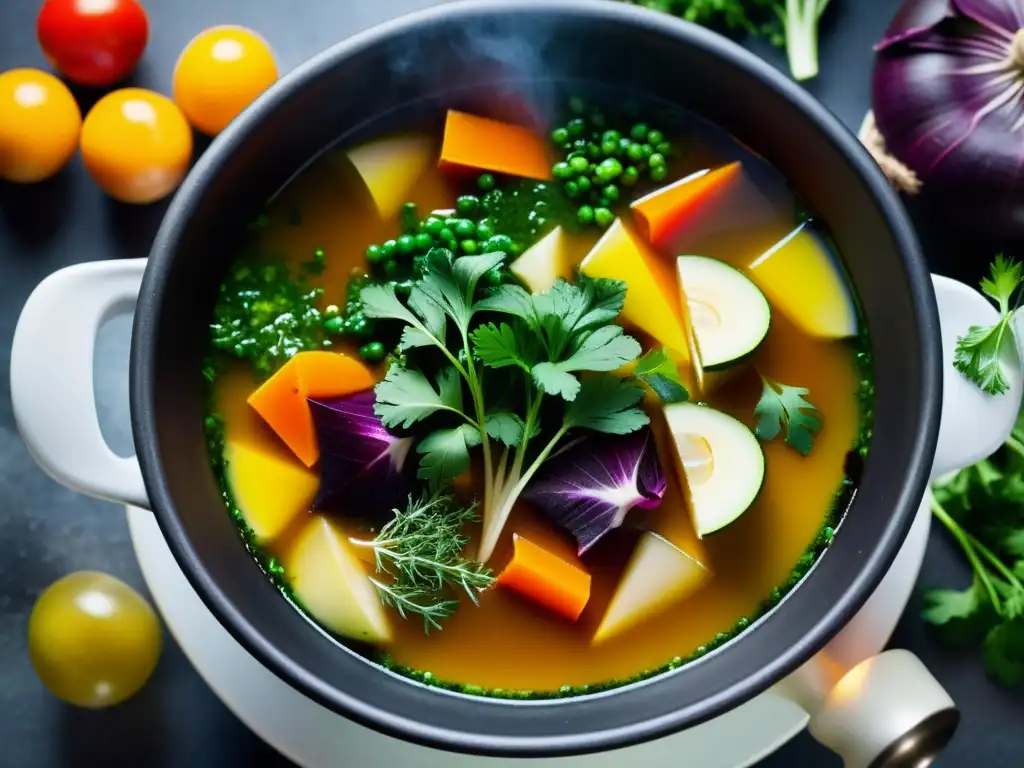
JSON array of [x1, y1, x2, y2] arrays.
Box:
[[206, 101, 867, 694]]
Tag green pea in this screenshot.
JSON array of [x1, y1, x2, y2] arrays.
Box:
[[380, 239, 397, 258], [324, 304, 340, 317], [603, 184, 620, 202], [477, 173, 496, 191], [366, 244, 385, 263], [577, 205, 595, 225], [439, 227, 456, 244], [394, 280, 414, 300], [595, 157, 623, 183], [618, 136, 632, 152], [423, 216, 444, 235], [656, 141, 672, 155], [586, 142, 601, 159], [626, 142, 645, 161], [594, 207, 614, 228], [476, 219, 496, 240], [641, 143, 653, 159], [553, 161, 573, 179], [630, 123, 648, 141], [485, 267, 505, 286], [569, 156, 590, 174], [414, 233, 433, 251], [647, 129, 664, 145], [648, 152, 665, 169], [460, 239, 479, 254], [485, 234, 514, 253], [600, 139, 619, 156], [552, 127, 570, 144], [598, 196, 612, 208], [576, 176, 592, 194], [602, 130, 621, 144], [564, 180, 580, 198], [454, 218, 476, 237], [621, 166, 640, 186], [323, 315, 344, 334], [567, 118, 586, 137], [650, 166, 667, 182], [383, 259, 400, 279], [396, 234, 416, 255], [359, 341, 386, 363], [457, 195, 480, 215]]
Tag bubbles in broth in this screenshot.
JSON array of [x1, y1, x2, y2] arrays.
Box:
[[204, 91, 871, 697]]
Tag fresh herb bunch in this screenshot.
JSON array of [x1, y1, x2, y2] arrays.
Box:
[[210, 250, 328, 379], [926, 415, 1024, 685], [550, 98, 674, 228], [754, 374, 821, 455], [361, 247, 649, 562], [630, 0, 833, 82], [954, 255, 1023, 396], [350, 494, 494, 632]]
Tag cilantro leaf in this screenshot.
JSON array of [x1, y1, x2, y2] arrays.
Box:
[[953, 255, 1023, 396], [633, 347, 689, 404], [474, 284, 536, 325], [985, 620, 1024, 686], [575, 274, 627, 331], [531, 326, 642, 401], [416, 424, 481, 491], [922, 584, 981, 626], [360, 283, 420, 326], [470, 322, 533, 372], [374, 366, 464, 429], [484, 412, 530, 447], [531, 363, 582, 400], [754, 375, 822, 456], [564, 374, 649, 434]]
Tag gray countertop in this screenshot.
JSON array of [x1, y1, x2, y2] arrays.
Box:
[[2, 0, 1022, 765]]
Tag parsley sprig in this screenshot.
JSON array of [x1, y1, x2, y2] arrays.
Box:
[[926, 415, 1024, 685], [362, 248, 649, 562], [954, 255, 1023, 396], [350, 494, 494, 632], [754, 374, 821, 455]]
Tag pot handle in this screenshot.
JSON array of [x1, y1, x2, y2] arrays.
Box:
[[931, 273, 1022, 479], [11, 259, 149, 509]]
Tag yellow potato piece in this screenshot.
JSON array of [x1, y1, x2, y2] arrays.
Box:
[[580, 219, 692, 355], [345, 134, 433, 220], [286, 516, 392, 644], [593, 532, 710, 645], [748, 222, 857, 339], [226, 440, 318, 543], [510, 226, 572, 293]]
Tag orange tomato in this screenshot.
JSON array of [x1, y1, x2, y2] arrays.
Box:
[[80, 88, 192, 204], [0, 68, 81, 183], [173, 26, 278, 136]]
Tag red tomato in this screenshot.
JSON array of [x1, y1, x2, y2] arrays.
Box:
[[37, 0, 149, 87]]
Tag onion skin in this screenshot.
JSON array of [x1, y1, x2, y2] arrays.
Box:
[[872, 0, 1024, 236]]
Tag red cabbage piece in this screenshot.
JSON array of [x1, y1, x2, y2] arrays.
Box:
[[523, 428, 666, 555], [308, 390, 414, 517]]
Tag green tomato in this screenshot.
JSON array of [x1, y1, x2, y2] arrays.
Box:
[[28, 572, 161, 709]]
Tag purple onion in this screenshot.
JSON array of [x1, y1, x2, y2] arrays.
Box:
[[872, 0, 1024, 235], [523, 428, 667, 556], [308, 390, 413, 517]]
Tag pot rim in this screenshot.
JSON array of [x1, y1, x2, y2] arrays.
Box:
[[131, 0, 941, 756]]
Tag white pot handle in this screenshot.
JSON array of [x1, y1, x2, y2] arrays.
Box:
[[774, 273, 1023, 766], [11, 258, 149, 509]]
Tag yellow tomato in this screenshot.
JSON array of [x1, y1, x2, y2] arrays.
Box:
[[80, 88, 192, 204], [28, 571, 162, 708], [0, 68, 81, 183], [173, 26, 278, 136]]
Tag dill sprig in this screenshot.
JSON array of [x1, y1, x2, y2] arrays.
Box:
[[351, 494, 494, 632]]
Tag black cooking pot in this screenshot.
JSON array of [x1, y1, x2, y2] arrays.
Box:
[[12, 0, 951, 760]]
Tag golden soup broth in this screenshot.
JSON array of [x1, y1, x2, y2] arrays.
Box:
[[212, 130, 861, 692]]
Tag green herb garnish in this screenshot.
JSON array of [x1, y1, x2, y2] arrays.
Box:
[[754, 374, 821, 455], [362, 247, 648, 562], [926, 415, 1024, 685], [632, 347, 690, 404], [954, 255, 1023, 396], [350, 494, 494, 632]]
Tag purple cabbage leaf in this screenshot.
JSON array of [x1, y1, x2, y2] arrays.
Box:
[[523, 427, 666, 556]]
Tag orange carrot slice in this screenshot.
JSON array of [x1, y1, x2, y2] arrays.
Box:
[[630, 161, 743, 245], [440, 110, 553, 181], [248, 351, 375, 467], [497, 534, 591, 621]]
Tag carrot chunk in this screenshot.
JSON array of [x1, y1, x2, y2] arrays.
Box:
[[497, 534, 591, 621], [630, 161, 743, 245], [247, 351, 375, 467], [440, 110, 553, 181]]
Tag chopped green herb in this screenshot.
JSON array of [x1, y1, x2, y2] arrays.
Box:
[[954, 255, 1023, 396], [633, 347, 689, 403], [349, 494, 494, 632], [754, 375, 821, 455]]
